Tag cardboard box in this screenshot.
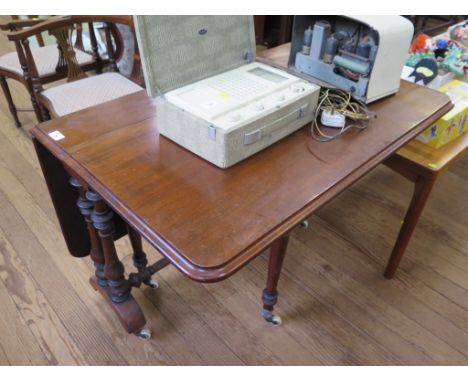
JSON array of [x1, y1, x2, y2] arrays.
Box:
[[416, 80, 468, 149], [401, 65, 455, 90]]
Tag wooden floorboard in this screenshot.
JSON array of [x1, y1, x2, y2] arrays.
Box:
[[292, 222, 468, 361], [0, 263, 50, 365], [0, 16, 467, 365], [0, 226, 87, 365], [225, 255, 403, 365], [141, 261, 275, 365]]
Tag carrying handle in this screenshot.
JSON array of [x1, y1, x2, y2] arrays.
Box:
[[243, 103, 309, 145]]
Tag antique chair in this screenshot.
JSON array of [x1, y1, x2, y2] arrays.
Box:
[[0, 16, 127, 126], [7, 15, 143, 122]]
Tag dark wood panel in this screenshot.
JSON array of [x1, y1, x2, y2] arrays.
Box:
[[254, 16, 293, 47]]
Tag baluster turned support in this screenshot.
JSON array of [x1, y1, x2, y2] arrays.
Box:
[[69, 177, 107, 287], [84, 189, 147, 336], [86, 190, 130, 304]]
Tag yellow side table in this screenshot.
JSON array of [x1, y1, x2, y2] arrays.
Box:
[[383, 133, 468, 278]]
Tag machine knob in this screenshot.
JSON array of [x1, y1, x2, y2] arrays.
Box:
[[273, 93, 286, 102], [227, 113, 241, 122], [252, 103, 265, 111]]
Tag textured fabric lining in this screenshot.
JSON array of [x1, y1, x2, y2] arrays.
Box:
[[0, 44, 93, 77], [42, 72, 142, 116], [135, 16, 256, 96]]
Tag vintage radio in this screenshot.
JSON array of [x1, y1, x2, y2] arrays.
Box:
[[135, 16, 320, 168], [289, 16, 414, 103]]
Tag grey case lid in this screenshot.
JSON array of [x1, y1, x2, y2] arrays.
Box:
[[134, 16, 257, 97]]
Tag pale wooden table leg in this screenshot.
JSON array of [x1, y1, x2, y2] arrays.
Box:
[[384, 173, 438, 279]]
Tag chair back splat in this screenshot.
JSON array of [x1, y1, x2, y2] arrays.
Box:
[[50, 25, 88, 82]]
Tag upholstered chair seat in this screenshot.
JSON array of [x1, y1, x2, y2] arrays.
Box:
[[41, 72, 142, 117], [0, 44, 94, 77]]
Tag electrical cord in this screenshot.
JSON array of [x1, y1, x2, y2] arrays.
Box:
[[311, 88, 376, 142]]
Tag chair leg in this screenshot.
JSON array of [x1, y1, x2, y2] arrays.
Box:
[[384, 174, 437, 279], [0, 76, 21, 127], [33, 99, 51, 123], [39, 105, 51, 122]]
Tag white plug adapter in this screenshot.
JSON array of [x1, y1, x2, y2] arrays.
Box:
[[321, 109, 346, 128]]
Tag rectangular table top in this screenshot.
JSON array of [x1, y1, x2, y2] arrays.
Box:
[[31, 47, 452, 282]]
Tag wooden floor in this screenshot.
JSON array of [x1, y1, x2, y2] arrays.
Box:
[[0, 20, 467, 366]]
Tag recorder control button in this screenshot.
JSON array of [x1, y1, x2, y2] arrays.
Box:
[[252, 103, 264, 111], [273, 93, 286, 102], [291, 84, 305, 93], [227, 113, 241, 122]]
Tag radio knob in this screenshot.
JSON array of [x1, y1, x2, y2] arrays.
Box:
[[227, 113, 241, 122], [253, 103, 264, 111], [273, 93, 286, 101]]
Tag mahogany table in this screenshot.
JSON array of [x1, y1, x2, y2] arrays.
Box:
[[31, 51, 452, 338]]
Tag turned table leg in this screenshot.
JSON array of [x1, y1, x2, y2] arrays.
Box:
[[261, 235, 289, 325], [384, 174, 437, 279], [85, 189, 147, 336], [129, 226, 147, 271], [69, 177, 107, 287], [128, 225, 159, 289]]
